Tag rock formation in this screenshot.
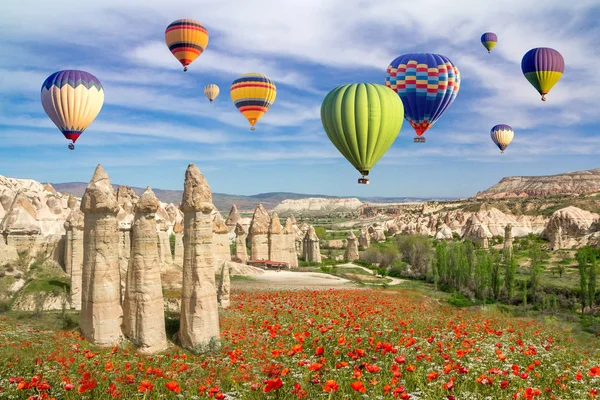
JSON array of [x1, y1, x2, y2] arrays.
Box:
[[225, 204, 241, 228], [476, 168, 600, 198], [283, 217, 298, 268], [434, 223, 453, 241], [344, 231, 359, 261], [217, 261, 230, 309], [212, 212, 231, 270], [79, 165, 123, 347], [302, 226, 321, 263], [296, 222, 309, 256], [64, 208, 84, 310], [249, 204, 270, 260], [358, 227, 370, 250], [122, 187, 167, 354], [179, 164, 220, 351], [233, 223, 248, 263], [543, 206, 600, 250], [268, 212, 286, 263], [504, 223, 513, 258], [368, 224, 386, 242], [273, 197, 363, 217]]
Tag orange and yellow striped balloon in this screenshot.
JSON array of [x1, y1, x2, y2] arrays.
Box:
[[165, 19, 209, 72], [230, 73, 276, 130]]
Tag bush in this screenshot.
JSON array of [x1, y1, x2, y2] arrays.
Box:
[[169, 233, 176, 256], [314, 227, 327, 241], [388, 260, 407, 278]]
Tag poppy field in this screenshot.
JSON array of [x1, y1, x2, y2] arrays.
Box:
[[0, 288, 599, 399]]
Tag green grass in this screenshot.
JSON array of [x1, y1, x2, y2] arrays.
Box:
[[21, 277, 69, 294]]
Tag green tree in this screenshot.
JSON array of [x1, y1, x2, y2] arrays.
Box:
[[314, 227, 327, 241], [489, 251, 502, 301], [504, 253, 517, 301], [528, 243, 542, 304], [588, 250, 597, 311], [577, 247, 590, 313], [169, 233, 176, 257]]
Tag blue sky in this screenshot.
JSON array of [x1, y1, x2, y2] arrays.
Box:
[[1, 0, 599, 199]]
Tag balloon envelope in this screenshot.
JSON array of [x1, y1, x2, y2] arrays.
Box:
[[490, 124, 514, 153], [481, 32, 498, 53], [320, 83, 404, 177], [385, 53, 460, 138], [165, 19, 209, 71], [230, 73, 276, 130], [521, 47, 564, 101], [204, 84, 220, 102], [40, 70, 104, 143]]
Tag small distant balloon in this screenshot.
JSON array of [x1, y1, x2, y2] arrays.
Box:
[[480, 32, 498, 53], [521, 47, 564, 101], [165, 19, 209, 72], [204, 84, 220, 103], [230, 73, 276, 130], [490, 124, 514, 154], [40, 70, 104, 150]]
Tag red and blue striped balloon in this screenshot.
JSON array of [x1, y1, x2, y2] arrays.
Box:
[[385, 53, 460, 140]]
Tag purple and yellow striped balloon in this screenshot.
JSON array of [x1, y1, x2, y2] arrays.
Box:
[[480, 32, 497, 53], [521, 47, 564, 101]]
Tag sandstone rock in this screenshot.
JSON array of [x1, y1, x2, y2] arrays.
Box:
[[64, 208, 84, 310], [358, 227, 370, 250], [213, 212, 231, 269], [249, 204, 270, 260], [179, 164, 220, 351], [504, 224, 513, 258], [302, 226, 321, 263], [543, 206, 600, 250], [122, 187, 167, 354], [217, 260, 230, 309], [116, 186, 139, 206], [434, 223, 453, 241], [283, 217, 298, 268], [477, 168, 600, 198], [233, 223, 248, 263], [368, 224, 386, 242], [344, 231, 359, 261], [225, 204, 241, 227], [268, 212, 286, 263], [80, 164, 123, 347]]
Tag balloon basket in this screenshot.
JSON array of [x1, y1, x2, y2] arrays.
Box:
[[414, 137, 426, 143], [358, 178, 370, 185]]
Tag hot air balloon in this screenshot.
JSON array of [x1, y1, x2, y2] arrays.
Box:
[[40, 70, 104, 150], [521, 47, 564, 101], [490, 124, 514, 154], [320, 83, 404, 184], [204, 84, 220, 103], [385, 53, 460, 143], [230, 73, 276, 130], [165, 19, 209, 72], [481, 32, 498, 53]]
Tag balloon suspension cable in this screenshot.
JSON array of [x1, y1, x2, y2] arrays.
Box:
[[184, 66, 188, 72]]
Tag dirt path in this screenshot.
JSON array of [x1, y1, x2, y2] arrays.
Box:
[[336, 263, 406, 285], [233, 270, 355, 290]]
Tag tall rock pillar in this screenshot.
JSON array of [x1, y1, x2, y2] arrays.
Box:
[[344, 231, 360, 262], [64, 208, 84, 310], [283, 217, 298, 268], [179, 164, 220, 351], [122, 187, 167, 354], [234, 223, 248, 263], [249, 204, 270, 260], [80, 165, 123, 347]]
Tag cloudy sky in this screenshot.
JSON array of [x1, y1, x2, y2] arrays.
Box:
[[1, 0, 599, 198]]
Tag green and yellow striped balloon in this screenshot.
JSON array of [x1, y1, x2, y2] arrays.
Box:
[[320, 84, 404, 182]]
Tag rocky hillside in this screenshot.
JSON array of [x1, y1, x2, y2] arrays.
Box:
[[52, 183, 443, 212], [273, 198, 363, 216], [476, 168, 600, 198]]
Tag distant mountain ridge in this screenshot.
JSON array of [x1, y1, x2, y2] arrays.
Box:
[[51, 182, 449, 212], [476, 168, 600, 199]]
